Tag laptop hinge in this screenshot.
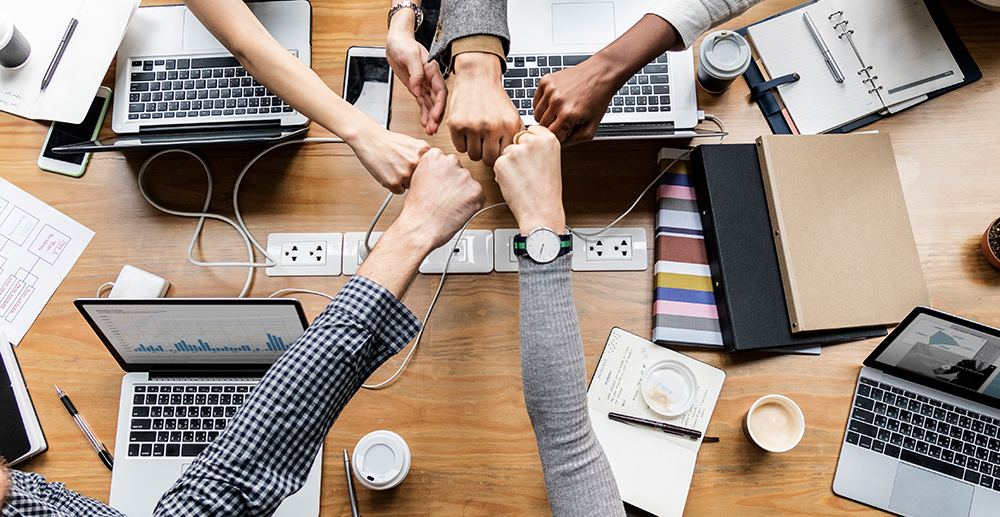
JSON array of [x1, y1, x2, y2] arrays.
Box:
[[149, 370, 264, 380], [138, 120, 283, 134], [595, 122, 676, 137]]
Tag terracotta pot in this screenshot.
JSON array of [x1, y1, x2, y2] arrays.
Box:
[[982, 216, 1000, 269]]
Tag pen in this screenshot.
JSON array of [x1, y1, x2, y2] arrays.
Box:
[[40, 18, 79, 91], [54, 385, 114, 470], [803, 12, 844, 83], [344, 449, 360, 517], [608, 412, 703, 440]]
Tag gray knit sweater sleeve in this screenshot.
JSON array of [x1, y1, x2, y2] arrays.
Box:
[[518, 254, 626, 517], [428, 0, 510, 67]]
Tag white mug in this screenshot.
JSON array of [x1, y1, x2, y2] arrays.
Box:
[[742, 394, 805, 453]]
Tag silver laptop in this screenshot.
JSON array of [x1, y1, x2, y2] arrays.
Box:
[[834, 307, 1000, 517], [59, 1, 312, 153], [75, 298, 321, 517], [506, 0, 706, 139]]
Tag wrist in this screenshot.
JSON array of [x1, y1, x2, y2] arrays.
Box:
[[388, 10, 416, 36], [453, 52, 503, 81], [517, 211, 566, 237]]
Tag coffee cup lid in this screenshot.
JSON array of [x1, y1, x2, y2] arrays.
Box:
[[352, 430, 411, 490], [699, 31, 751, 80], [641, 359, 698, 417]]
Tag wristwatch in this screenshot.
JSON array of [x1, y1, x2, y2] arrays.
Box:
[[387, 1, 423, 32], [513, 227, 572, 264]]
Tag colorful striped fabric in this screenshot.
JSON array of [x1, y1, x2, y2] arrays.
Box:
[[652, 149, 724, 348]]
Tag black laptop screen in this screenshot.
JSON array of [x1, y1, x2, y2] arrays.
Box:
[[75, 298, 309, 371], [867, 308, 1000, 406]]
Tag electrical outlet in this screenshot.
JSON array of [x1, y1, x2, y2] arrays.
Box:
[[419, 230, 493, 274], [342, 232, 383, 276], [570, 228, 647, 271], [266, 233, 342, 276], [587, 235, 632, 261], [493, 229, 520, 272]]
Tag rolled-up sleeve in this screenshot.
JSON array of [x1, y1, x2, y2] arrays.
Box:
[[648, 0, 764, 50]]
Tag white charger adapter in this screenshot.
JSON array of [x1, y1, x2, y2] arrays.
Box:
[[108, 265, 170, 298]]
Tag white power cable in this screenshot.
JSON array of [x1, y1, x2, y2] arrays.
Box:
[[362, 192, 395, 258], [361, 202, 507, 390]]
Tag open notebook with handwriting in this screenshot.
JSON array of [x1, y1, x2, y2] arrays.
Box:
[[746, 0, 971, 134]]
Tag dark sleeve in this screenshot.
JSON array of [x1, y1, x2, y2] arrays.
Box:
[[428, 0, 510, 69]]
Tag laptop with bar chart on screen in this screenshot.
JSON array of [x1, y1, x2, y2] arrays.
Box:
[[74, 297, 322, 517]]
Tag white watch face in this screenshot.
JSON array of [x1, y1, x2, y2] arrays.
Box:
[[525, 228, 562, 263]]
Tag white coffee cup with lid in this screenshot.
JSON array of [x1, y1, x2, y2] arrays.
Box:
[[697, 30, 751, 93], [742, 394, 805, 453], [352, 430, 411, 490], [0, 10, 31, 69]]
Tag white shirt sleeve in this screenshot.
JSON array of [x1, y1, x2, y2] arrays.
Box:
[[647, 0, 763, 50]]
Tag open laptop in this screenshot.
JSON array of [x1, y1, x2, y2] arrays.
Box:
[[506, 0, 714, 140], [75, 297, 321, 517], [54, 1, 312, 154], [834, 307, 1000, 517]]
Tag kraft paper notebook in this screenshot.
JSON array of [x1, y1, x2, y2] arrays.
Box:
[[689, 144, 886, 352], [588, 327, 725, 516], [755, 133, 929, 333]]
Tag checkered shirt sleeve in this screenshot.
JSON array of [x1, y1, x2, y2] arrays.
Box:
[[152, 275, 421, 517], [2, 470, 126, 517]]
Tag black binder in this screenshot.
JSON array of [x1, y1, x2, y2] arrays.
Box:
[[0, 341, 47, 465], [689, 144, 887, 352], [738, 0, 981, 135]]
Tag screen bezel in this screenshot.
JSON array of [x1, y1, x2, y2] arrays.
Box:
[[74, 297, 310, 373], [865, 306, 1000, 411]]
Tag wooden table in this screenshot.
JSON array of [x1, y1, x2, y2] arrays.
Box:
[[5, 0, 999, 515]]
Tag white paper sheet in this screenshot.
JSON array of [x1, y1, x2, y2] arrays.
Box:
[[0, 178, 93, 345]]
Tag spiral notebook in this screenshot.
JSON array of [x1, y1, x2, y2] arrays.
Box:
[[746, 0, 967, 134]]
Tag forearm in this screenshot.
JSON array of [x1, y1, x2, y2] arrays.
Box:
[[587, 14, 682, 92], [518, 255, 624, 517], [154, 277, 420, 516], [184, 0, 384, 144], [648, 0, 764, 49]]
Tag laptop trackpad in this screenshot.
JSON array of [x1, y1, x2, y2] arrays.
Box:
[[889, 463, 974, 517], [182, 9, 226, 52], [551, 2, 615, 46]]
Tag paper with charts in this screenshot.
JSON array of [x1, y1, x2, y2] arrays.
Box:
[[0, 178, 93, 345]]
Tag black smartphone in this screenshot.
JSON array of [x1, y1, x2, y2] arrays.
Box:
[[37, 86, 112, 177]]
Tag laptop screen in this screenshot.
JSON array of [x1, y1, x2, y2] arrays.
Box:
[[866, 307, 1000, 410], [75, 298, 310, 372]]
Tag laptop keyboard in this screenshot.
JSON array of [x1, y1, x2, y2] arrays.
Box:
[[847, 376, 1000, 492], [127, 383, 254, 458], [503, 53, 671, 118], [127, 56, 297, 121]]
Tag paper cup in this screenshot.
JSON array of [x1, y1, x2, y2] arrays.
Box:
[[697, 30, 751, 93], [352, 430, 411, 490], [641, 359, 698, 417], [742, 394, 805, 452], [0, 11, 30, 69]]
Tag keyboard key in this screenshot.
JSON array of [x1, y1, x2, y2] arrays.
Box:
[[182, 444, 209, 457], [562, 55, 591, 66], [846, 431, 860, 445], [140, 444, 152, 456], [644, 64, 669, 74], [900, 449, 965, 479], [130, 431, 156, 442], [153, 444, 165, 457], [649, 75, 669, 84], [855, 397, 875, 411]]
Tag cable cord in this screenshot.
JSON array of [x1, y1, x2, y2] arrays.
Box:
[[362, 192, 395, 257], [137, 138, 343, 297], [361, 202, 507, 390]]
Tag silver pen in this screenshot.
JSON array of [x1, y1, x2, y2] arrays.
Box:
[[344, 449, 360, 517], [803, 12, 844, 83]]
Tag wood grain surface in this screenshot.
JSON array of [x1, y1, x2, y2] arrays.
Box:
[[4, 0, 999, 515]]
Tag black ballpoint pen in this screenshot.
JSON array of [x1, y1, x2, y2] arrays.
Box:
[[344, 449, 360, 517], [55, 385, 114, 470], [608, 412, 704, 440], [40, 18, 78, 91]]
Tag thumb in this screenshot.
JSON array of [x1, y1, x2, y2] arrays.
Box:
[[407, 59, 425, 97]]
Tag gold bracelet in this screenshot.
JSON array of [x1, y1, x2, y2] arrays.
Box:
[[387, 1, 424, 32]]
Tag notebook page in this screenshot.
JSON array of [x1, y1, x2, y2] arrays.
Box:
[[830, 0, 962, 106], [589, 408, 698, 517], [747, 1, 880, 134]]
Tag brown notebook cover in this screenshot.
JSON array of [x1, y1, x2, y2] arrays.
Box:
[[756, 133, 930, 333]]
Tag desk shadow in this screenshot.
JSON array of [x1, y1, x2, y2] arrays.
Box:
[[121, 145, 302, 216]]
